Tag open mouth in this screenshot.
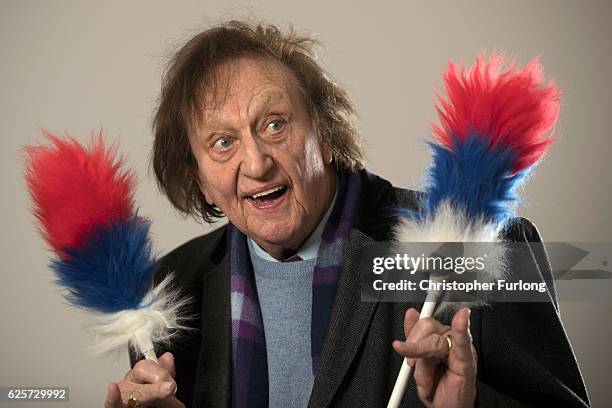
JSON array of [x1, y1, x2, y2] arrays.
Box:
[[245, 185, 288, 204]]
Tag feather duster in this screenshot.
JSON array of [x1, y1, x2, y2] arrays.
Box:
[[24, 131, 190, 361], [387, 53, 560, 407]]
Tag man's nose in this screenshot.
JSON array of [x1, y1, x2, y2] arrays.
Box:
[[240, 133, 274, 178]]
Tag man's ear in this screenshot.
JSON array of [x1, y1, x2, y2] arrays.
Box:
[[322, 140, 333, 165]]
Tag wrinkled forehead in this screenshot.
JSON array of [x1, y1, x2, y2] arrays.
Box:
[[197, 57, 304, 124]]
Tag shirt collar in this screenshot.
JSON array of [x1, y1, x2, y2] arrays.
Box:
[[248, 178, 338, 262]]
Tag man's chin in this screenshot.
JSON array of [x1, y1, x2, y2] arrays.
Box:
[[248, 227, 300, 251], [252, 233, 293, 247]]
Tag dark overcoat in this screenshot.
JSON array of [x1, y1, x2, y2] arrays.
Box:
[[143, 171, 589, 407]]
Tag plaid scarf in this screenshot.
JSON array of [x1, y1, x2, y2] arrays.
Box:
[[229, 171, 361, 408]]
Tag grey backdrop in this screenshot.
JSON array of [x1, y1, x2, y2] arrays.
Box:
[[1, 0, 610, 406]]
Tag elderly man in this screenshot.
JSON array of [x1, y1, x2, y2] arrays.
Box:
[[104, 21, 589, 408]]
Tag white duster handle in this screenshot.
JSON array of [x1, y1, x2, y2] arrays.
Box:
[[134, 329, 158, 363], [387, 291, 440, 408]]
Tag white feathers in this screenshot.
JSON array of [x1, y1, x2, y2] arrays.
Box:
[[395, 200, 500, 243], [393, 199, 509, 317], [86, 274, 192, 357]]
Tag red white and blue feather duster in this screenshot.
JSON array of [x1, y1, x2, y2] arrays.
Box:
[[25, 132, 189, 361], [388, 53, 560, 407]]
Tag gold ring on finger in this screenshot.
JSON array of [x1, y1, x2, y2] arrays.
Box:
[[127, 391, 142, 408], [445, 334, 453, 353]]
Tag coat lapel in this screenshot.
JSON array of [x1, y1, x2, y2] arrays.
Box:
[[309, 171, 423, 407], [199, 252, 232, 407], [308, 228, 379, 407]]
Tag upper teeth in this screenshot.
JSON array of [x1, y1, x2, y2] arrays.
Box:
[[252, 186, 284, 198]]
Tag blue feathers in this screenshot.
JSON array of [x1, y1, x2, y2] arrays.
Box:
[[399, 133, 532, 226], [51, 217, 156, 313]]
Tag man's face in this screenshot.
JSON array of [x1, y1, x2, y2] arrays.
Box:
[[190, 57, 336, 259]]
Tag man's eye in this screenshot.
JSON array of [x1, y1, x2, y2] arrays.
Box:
[[213, 137, 232, 151], [266, 119, 285, 133]]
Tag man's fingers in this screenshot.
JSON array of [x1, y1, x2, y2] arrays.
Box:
[[126, 359, 175, 384], [158, 352, 177, 380], [449, 308, 475, 363], [394, 312, 451, 365], [403, 308, 420, 338], [393, 332, 450, 360], [116, 358, 181, 407], [104, 382, 122, 408], [393, 307, 477, 407], [408, 317, 448, 342], [117, 381, 178, 405], [413, 356, 438, 402]]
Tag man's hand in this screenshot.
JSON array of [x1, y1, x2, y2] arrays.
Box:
[[104, 352, 185, 408], [392, 307, 477, 408]]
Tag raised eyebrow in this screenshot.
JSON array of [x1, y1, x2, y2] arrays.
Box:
[[197, 111, 238, 143], [197, 91, 291, 142], [201, 91, 288, 124], [262, 91, 289, 106], [194, 123, 230, 147], [249, 91, 291, 116], [200, 107, 227, 129]]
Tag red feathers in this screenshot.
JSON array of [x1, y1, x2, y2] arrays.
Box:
[[25, 131, 135, 258], [432, 53, 560, 173]]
